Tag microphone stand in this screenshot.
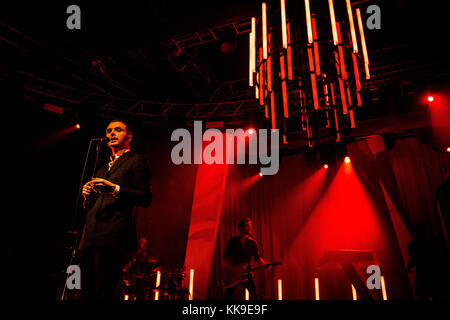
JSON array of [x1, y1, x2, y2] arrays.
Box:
[[60, 139, 104, 300]]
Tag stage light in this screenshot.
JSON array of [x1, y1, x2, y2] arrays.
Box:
[[154, 271, 161, 300], [380, 275, 388, 300], [277, 279, 283, 300], [314, 277, 320, 300], [351, 284, 357, 300], [189, 269, 194, 300], [344, 156, 351, 164], [447, 147, 450, 152], [245, 289, 250, 300], [324, 164, 329, 169], [247, 128, 255, 135], [262, 2, 268, 59], [75, 124, 81, 129], [259, 172, 263, 177], [427, 95, 434, 102]]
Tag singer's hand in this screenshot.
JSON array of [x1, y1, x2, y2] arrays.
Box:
[[91, 178, 117, 194], [82, 181, 95, 199]]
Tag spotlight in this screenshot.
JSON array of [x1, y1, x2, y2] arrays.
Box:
[[344, 156, 351, 164], [259, 172, 263, 177], [75, 124, 81, 129], [427, 95, 434, 102], [324, 164, 329, 169], [247, 128, 255, 135], [447, 147, 450, 152]]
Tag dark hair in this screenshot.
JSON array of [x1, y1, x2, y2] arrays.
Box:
[[107, 118, 132, 135], [238, 217, 252, 229]]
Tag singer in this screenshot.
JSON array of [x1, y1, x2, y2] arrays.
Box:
[[79, 119, 152, 300]]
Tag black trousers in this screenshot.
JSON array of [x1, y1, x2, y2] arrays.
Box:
[[224, 273, 258, 300], [80, 245, 126, 300]]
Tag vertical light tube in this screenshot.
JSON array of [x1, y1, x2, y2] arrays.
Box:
[[381, 276, 388, 300], [259, 47, 265, 105], [262, 2, 268, 59], [280, 0, 288, 49], [330, 82, 336, 105], [249, 17, 256, 87], [312, 17, 321, 76], [249, 32, 254, 86], [351, 284, 358, 300], [323, 74, 330, 105], [352, 53, 362, 106], [267, 33, 273, 91], [189, 269, 194, 300], [334, 109, 340, 142], [334, 48, 348, 114], [347, 87, 353, 106], [356, 8, 370, 79], [310, 73, 319, 110], [349, 109, 355, 128], [336, 22, 348, 80], [280, 53, 286, 78], [256, 72, 260, 99], [328, 0, 338, 45], [154, 270, 161, 300], [280, 55, 289, 117], [287, 22, 293, 80], [245, 289, 250, 300], [278, 279, 283, 300], [346, 0, 358, 53], [314, 277, 320, 300], [270, 90, 276, 130], [304, 0, 313, 44], [307, 47, 319, 110]]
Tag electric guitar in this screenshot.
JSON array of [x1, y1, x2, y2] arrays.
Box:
[[222, 261, 281, 288]]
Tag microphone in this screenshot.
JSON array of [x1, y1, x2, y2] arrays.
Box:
[[91, 137, 110, 143]]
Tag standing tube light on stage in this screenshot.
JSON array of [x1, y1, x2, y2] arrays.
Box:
[[314, 277, 320, 300], [304, 0, 313, 44], [351, 284, 358, 300], [154, 270, 161, 300], [380, 275, 388, 300], [277, 279, 283, 300], [189, 268, 194, 300]]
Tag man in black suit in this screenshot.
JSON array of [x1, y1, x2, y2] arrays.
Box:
[[79, 119, 152, 300]]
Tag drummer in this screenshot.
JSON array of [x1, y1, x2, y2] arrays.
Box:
[[122, 237, 159, 299]]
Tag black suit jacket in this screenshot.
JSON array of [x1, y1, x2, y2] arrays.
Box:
[[79, 151, 152, 250]]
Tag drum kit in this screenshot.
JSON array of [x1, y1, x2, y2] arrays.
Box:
[[120, 258, 190, 300]]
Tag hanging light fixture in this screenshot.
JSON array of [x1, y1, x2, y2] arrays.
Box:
[[249, 0, 370, 147]]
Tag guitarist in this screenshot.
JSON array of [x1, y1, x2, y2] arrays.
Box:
[[223, 218, 266, 300]]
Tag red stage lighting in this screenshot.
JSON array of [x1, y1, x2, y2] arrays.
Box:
[[344, 156, 351, 164], [447, 147, 450, 152], [324, 164, 329, 169], [427, 96, 434, 102], [259, 172, 263, 177], [247, 128, 255, 135], [75, 124, 81, 129]]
